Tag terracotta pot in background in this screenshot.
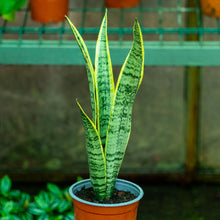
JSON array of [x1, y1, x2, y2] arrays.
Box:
[[30, 0, 69, 23], [69, 179, 144, 220], [200, 0, 220, 18], [105, 0, 141, 8]]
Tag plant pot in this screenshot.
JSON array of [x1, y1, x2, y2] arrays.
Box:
[[200, 0, 220, 18], [30, 0, 69, 23], [104, 0, 141, 8], [69, 179, 144, 220]]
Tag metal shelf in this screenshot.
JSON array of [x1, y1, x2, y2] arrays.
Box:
[[0, 0, 220, 66]]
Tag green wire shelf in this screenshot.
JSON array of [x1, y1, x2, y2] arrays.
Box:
[[0, 0, 220, 65]]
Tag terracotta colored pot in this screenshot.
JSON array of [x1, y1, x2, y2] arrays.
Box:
[[30, 0, 69, 23], [105, 0, 141, 8], [69, 179, 144, 220], [200, 0, 220, 18]]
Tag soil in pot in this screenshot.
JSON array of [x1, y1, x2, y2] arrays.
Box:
[[75, 186, 137, 204]]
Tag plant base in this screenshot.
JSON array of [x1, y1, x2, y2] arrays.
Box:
[[75, 186, 137, 204], [69, 179, 144, 220]]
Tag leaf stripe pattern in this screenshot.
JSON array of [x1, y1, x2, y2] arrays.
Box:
[[66, 17, 97, 125], [105, 19, 144, 198], [76, 101, 106, 201], [95, 12, 115, 146]]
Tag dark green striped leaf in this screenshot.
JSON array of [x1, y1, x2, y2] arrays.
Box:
[[105, 19, 144, 198], [77, 101, 106, 201], [95, 11, 115, 145], [66, 16, 98, 125]]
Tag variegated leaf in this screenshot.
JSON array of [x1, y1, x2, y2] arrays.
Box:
[[76, 101, 106, 201], [105, 19, 144, 198], [95, 11, 115, 145], [66, 16, 97, 125]]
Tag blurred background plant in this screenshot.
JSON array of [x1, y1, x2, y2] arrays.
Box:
[[0, 175, 74, 220], [0, 0, 26, 21]]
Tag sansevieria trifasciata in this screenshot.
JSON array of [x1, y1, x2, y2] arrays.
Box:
[[66, 10, 144, 201]]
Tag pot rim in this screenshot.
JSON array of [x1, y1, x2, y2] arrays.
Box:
[[69, 178, 144, 207]]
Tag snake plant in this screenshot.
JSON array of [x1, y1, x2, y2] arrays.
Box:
[[66, 11, 144, 201]]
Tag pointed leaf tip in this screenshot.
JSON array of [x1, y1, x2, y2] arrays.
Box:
[[134, 18, 140, 28]]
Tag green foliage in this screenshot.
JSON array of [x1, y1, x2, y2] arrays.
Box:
[[0, 176, 12, 196], [0, 0, 26, 21], [0, 176, 33, 219], [0, 175, 74, 220], [66, 10, 144, 201], [28, 183, 74, 219]]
